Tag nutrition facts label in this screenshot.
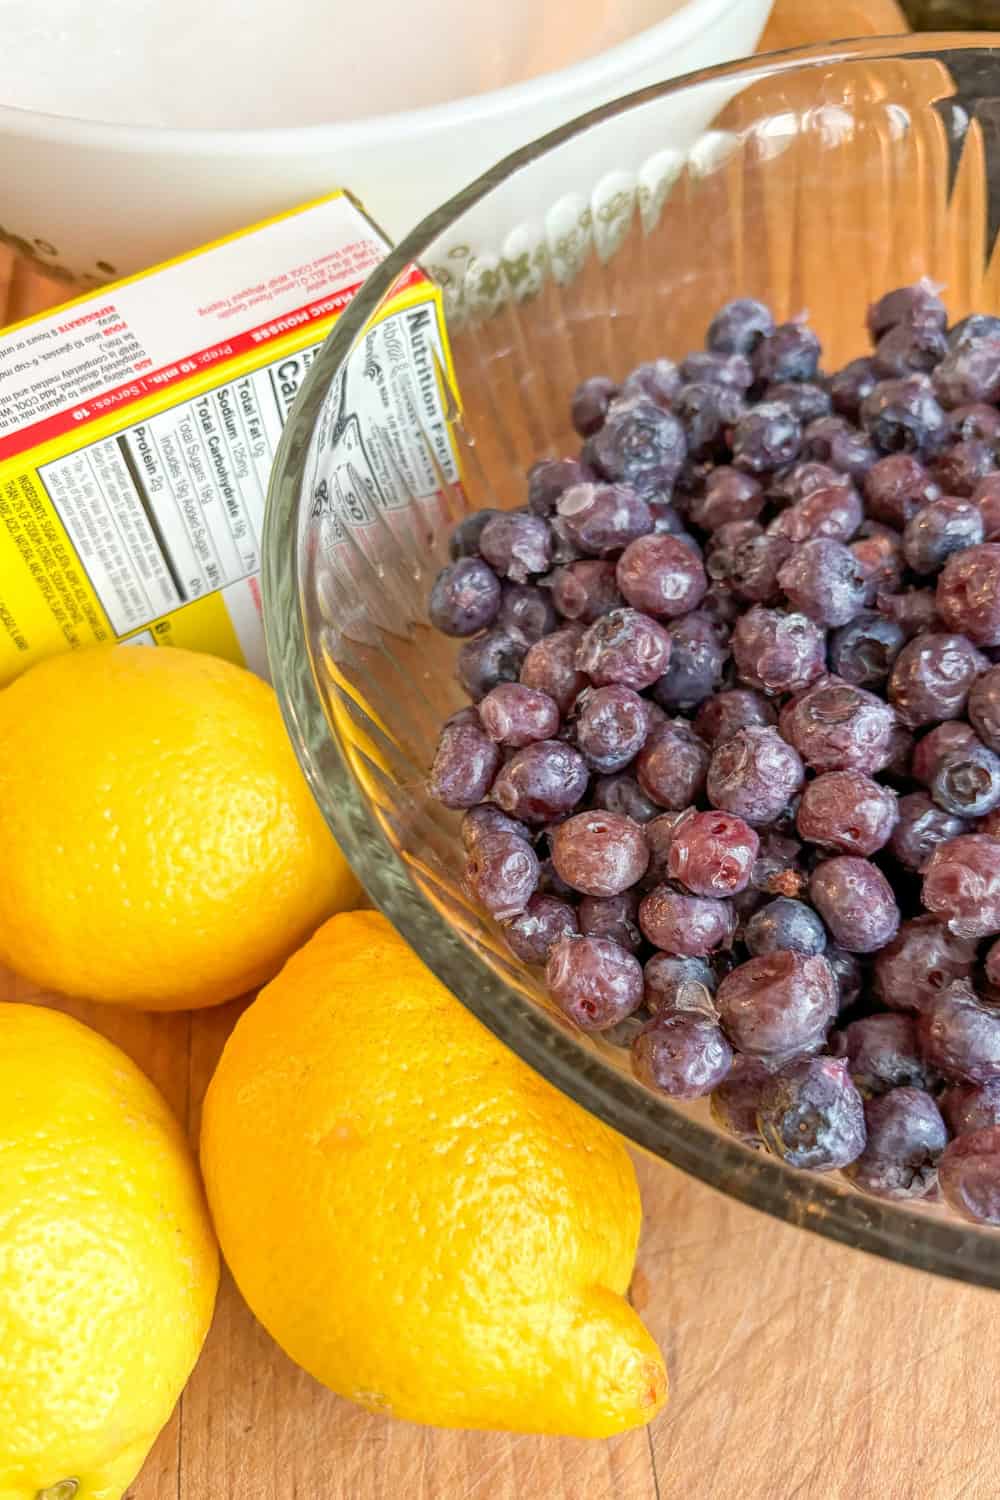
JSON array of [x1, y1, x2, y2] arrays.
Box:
[[37, 343, 318, 638]]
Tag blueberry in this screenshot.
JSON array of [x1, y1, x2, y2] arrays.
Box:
[[673, 380, 745, 459], [546, 934, 644, 1031], [501, 893, 579, 964], [527, 457, 592, 516], [779, 675, 898, 775], [757, 1056, 866, 1170], [464, 830, 539, 919], [716, 951, 838, 1059], [902, 495, 984, 575], [937, 544, 1000, 645], [555, 482, 653, 557], [938, 1126, 1000, 1224], [832, 1014, 934, 1095], [752, 321, 822, 384], [844, 1088, 947, 1200], [635, 718, 711, 810], [644, 953, 717, 1014], [519, 624, 587, 713], [888, 791, 970, 872], [706, 297, 775, 355], [888, 631, 987, 727], [829, 612, 905, 688], [448, 507, 503, 559], [809, 856, 900, 953], [632, 1010, 733, 1098], [863, 453, 939, 528], [638, 886, 737, 957], [931, 439, 996, 497], [586, 397, 688, 494], [797, 770, 898, 856], [620, 358, 682, 409], [731, 402, 802, 474], [457, 627, 527, 701], [428, 712, 501, 809], [917, 980, 1000, 1083], [744, 897, 827, 957], [571, 375, 619, 437], [710, 1055, 772, 1147], [693, 687, 776, 745], [930, 743, 1000, 818], [667, 809, 759, 897], [923, 834, 1000, 939], [933, 334, 1000, 407], [860, 376, 948, 454], [731, 606, 826, 697], [616, 533, 707, 618], [777, 537, 869, 627], [764, 381, 832, 425], [650, 612, 727, 712], [830, 357, 879, 419], [706, 725, 805, 827]]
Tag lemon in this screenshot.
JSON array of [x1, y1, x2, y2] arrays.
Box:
[[200, 910, 666, 1437], [0, 1003, 219, 1500], [0, 645, 358, 1010]]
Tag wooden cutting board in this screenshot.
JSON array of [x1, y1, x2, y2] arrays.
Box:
[[13, 6, 996, 1500]]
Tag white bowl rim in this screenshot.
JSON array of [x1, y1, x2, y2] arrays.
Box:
[[0, 0, 759, 149]]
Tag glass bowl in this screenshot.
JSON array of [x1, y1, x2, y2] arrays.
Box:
[[264, 34, 1000, 1286]]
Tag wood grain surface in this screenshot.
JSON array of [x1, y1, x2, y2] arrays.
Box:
[[12, 5, 995, 1500]]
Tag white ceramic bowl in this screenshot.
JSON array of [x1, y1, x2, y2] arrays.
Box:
[[0, 0, 772, 286]]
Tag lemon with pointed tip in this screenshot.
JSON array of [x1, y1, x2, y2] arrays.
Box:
[[0, 1003, 219, 1500], [200, 910, 666, 1436], [0, 644, 358, 1010]]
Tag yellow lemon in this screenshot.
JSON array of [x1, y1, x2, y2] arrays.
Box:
[[0, 645, 358, 1009], [201, 910, 666, 1437], [0, 1003, 219, 1500]]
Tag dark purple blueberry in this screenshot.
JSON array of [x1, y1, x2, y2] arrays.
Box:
[[863, 453, 939, 528], [491, 738, 589, 825], [428, 557, 502, 637], [796, 770, 898, 856], [615, 533, 707, 619], [631, 1011, 733, 1099], [479, 683, 560, 747], [620, 357, 682, 409], [644, 953, 717, 1014], [877, 587, 941, 638], [576, 607, 673, 691], [888, 631, 987, 727], [918, 980, 1000, 1083], [744, 897, 827, 958], [519, 624, 587, 714], [666, 810, 759, 897], [974, 474, 1000, 539], [717, 951, 837, 1059], [457, 628, 527, 702], [572, 684, 648, 773], [678, 351, 754, 390], [591, 772, 660, 824], [752, 320, 821, 384], [706, 725, 805, 827], [501, 893, 579, 964], [578, 890, 642, 953], [779, 676, 897, 775], [830, 357, 879, 419], [931, 742, 1000, 818], [448, 507, 503, 559], [554, 482, 652, 557], [730, 401, 802, 474], [902, 495, 984, 575], [461, 802, 531, 851], [800, 416, 877, 480], [938, 1126, 1000, 1224], [764, 382, 832, 424], [693, 688, 776, 745], [850, 524, 904, 599], [548, 560, 622, 624], [550, 810, 648, 898], [827, 946, 863, 1010], [923, 833, 1000, 938], [586, 397, 687, 494], [731, 607, 826, 697], [931, 439, 996, 497], [718, 532, 793, 604], [949, 313, 1000, 350], [768, 481, 863, 543], [809, 856, 900, 953], [949, 401, 1000, 441], [940, 1079, 1000, 1136], [571, 375, 619, 437], [638, 886, 737, 957], [937, 544, 1000, 645], [912, 721, 983, 786], [832, 1015, 934, 1095], [707, 297, 775, 355], [672, 381, 745, 459], [495, 583, 558, 644], [757, 1055, 866, 1170], [688, 467, 764, 531], [969, 665, 1000, 751], [464, 830, 539, 919], [776, 537, 868, 627], [860, 375, 948, 454], [527, 457, 592, 516], [710, 1056, 771, 1146], [478, 511, 552, 581], [829, 612, 906, 688], [545, 934, 644, 1031], [874, 915, 978, 1015], [428, 713, 500, 809], [844, 1088, 947, 1200], [651, 612, 727, 712], [872, 316, 947, 378], [868, 281, 947, 341], [635, 719, 710, 810], [933, 334, 1000, 407], [888, 791, 970, 872]]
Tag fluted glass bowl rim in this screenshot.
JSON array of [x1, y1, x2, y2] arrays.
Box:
[[264, 32, 1000, 1287]]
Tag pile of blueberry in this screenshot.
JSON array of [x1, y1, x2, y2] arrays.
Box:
[[425, 282, 1000, 1226]]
